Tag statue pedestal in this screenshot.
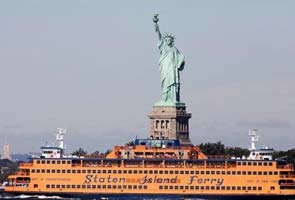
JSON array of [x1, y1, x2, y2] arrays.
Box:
[[148, 104, 192, 146]]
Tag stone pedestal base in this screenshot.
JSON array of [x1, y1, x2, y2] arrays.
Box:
[[148, 105, 192, 146]]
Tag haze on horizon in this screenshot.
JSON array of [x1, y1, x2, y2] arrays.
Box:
[[0, 1, 294, 154]]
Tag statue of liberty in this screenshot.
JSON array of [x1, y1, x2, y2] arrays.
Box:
[[153, 14, 185, 106]]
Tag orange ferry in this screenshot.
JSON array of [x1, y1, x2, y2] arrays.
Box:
[[4, 127, 295, 199]]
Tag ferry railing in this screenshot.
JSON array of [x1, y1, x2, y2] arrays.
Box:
[[19, 163, 33, 167]]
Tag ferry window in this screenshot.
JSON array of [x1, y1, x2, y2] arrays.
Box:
[[97, 170, 101, 173], [180, 171, 184, 174], [258, 171, 262, 175], [52, 169, 55, 173], [133, 170, 138, 174], [139, 170, 143, 174], [62, 185, 65, 189], [52, 161, 56, 164], [248, 162, 252, 166], [57, 161, 61, 164], [47, 170, 50, 173], [232, 171, 236, 175], [159, 186, 163, 190], [102, 185, 106, 189], [72, 170, 76, 173], [31, 169, 35, 173], [87, 185, 91, 189], [123, 185, 126, 189], [144, 170, 148, 174], [226, 186, 230, 190], [56, 185, 60, 189], [247, 187, 251, 190], [242, 186, 246, 190], [253, 162, 257, 166], [175, 186, 179, 189], [138, 185, 142, 189], [270, 186, 275, 190], [206, 171, 210, 175], [82, 185, 86, 189], [46, 184, 50, 188], [128, 170, 132, 174], [67, 185, 70, 189], [175, 171, 179, 174], [103, 170, 107, 173], [232, 186, 236, 190], [237, 162, 241, 166], [263, 162, 268, 166], [41, 169, 45, 173], [133, 185, 137, 189], [46, 160, 51, 164], [77, 170, 81, 173], [62, 161, 66, 164], [57, 170, 60, 173], [190, 186, 194, 190], [237, 171, 241, 175], [269, 162, 273, 166], [86, 170, 91, 173], [195, 171, 199, 174], [216, 171, 220, 175], [190, 171, 194, 175], [237, 186, 241, 190], [216, 186, 220, 190], [143, 186, 147, 189], [185, 186, 189, 190], [97, 185, 101, 189], [36, 169, 40, 173], [72, 185, 75, 188], [185, 171, 189, 174], [62, 170, 65, 173], [51, 185, 55, 188], [180, 186, 184, 190], [165, 171, 169, 174], [148, 170, 152, 174], [221, 186, 225, 190], [253, 187, 257, 190], [82, 170, 86, 173], [67, 160, 71, 164], [159, 170, 163, 174], [274, 172, 278, 175], [201, 171, 205, 175], [77, 185, 81, 189], [242, 171, 246, 175], [222, 171, 225, 175], [263, 172, 267, 175], [247, 171, 252, 175], [258, 162, 262, 166], [113, 170, 117, 174], [227, 171, 231, 175], [41, 160, 45, 164], [92, 170, 96, 173], [154, 170, 158, 174], [269, 171, 273, 175], [200, 186, 204, 190], [242, 162, 246, 166], [37, 160, 40, 164], [211, 171, 215, 175], [258, 187, 262, 190], [253, 171, 257, 175], [118, 170, 122, 174], [108, 170, 112, 174], [211, 186, 215, 190], [128, 185, 132, 189]]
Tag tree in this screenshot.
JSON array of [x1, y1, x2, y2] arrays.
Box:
[[72, 148, 87, 157]]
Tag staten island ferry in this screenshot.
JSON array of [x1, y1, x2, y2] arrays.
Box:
[[3, 126, 295, 199]]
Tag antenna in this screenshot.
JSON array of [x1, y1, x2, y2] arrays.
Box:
[[248, 128, 259, 150], [56, 128, 67, 150]]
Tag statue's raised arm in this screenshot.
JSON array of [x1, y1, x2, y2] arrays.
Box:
[[153, 14, 162, 41]]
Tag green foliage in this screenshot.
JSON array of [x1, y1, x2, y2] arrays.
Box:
[[199, 141, 250, 157], [273, 148, 295, 166], [72, 148, 87, 157], [0, 159, 18, 183]]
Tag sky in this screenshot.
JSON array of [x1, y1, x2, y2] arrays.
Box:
[[0, 1, 294, 154]]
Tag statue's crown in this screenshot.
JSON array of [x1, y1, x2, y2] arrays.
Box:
[[163, 33, 175, 39]]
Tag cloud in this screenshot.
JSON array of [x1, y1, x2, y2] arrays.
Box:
[[236, 119, 291, 129]]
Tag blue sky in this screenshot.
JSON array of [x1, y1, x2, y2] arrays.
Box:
[[0, 1, 294, 153]]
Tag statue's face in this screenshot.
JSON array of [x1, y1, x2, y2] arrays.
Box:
[[164, 37, 174, 47]]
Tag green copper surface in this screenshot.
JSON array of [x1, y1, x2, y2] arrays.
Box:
[[153, 14, 185, 107]]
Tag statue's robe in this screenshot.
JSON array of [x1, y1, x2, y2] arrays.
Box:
[[158, 39, 185, 103]]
